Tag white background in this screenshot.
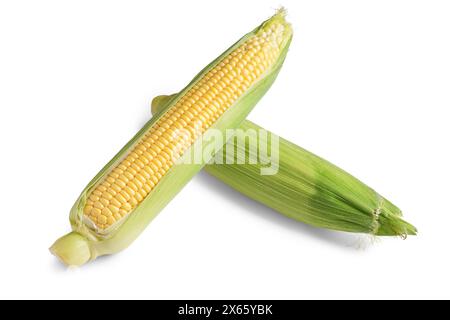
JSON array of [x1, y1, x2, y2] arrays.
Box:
[[0, 0, 449, 299]]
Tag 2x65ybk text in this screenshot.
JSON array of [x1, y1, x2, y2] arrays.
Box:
[[178, 304, 273, 318]]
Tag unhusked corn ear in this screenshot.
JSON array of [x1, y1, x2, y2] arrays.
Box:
[[83, 19, 288, 231], [50, 9, 293, 266], [151, 97, 417, 237], [204, 121, 417, 237]]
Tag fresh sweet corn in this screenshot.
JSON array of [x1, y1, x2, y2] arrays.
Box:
[[50, 10, 293, 266], [83, 19, 287, 230], [151, 98, 417, 237]]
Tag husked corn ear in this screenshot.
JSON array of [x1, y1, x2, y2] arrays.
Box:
[[83, 20, 287, 230], [50, 10, 293, 266]]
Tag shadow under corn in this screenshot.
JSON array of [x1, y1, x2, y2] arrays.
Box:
[[196, 170, 369, 251]]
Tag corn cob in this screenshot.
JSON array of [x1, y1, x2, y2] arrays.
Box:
[[50, 10, 293, 266], [152, 95, 417, 236]]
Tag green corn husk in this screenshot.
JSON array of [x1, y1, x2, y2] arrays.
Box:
[[50, 10, 293, 267], [152, 95, 417, 237]]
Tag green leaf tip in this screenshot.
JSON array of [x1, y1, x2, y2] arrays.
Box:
[[375, 213, 417, 238]]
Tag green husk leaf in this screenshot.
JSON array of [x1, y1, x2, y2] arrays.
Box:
[[151, 103, 417, 237]]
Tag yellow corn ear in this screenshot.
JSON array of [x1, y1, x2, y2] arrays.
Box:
[[50, 10, 293, 267]]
